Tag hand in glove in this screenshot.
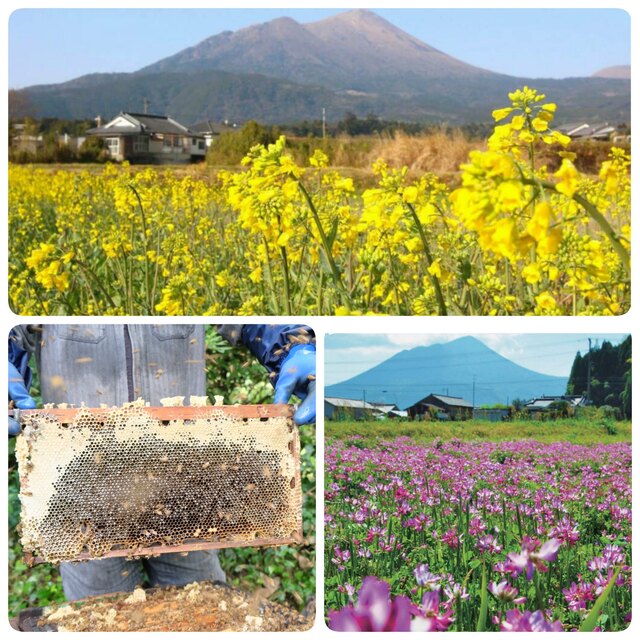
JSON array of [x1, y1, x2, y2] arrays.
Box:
[[274, 344, 316, 425], [8, 361, 36, 436]]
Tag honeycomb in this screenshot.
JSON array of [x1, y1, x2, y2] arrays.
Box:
[[16, 403, 302, 563]]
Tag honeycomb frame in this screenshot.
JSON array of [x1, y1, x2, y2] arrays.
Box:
[[15, 404, 302, 564]]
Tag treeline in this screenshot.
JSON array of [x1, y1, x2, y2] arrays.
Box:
[[567, 336, 631, 418], [9, 117, 107, 164], [281, 112, 493, 139]]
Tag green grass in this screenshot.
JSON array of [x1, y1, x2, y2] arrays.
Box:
[[325, 418, 631, 447]]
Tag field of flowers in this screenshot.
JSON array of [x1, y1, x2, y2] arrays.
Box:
[[9, 88, 630, 316], [324, 437, 631, 631]]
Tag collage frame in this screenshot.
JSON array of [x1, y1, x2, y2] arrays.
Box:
[[3, 0, 637, 637]]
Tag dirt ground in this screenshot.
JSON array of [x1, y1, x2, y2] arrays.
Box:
[[27, 581, 312, 632]]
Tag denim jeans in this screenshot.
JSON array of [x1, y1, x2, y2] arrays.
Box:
[[60, 550, 226, 600]]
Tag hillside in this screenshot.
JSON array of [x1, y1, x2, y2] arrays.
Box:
[[325, 337, 568, 410], [11, 9, 630, 125]]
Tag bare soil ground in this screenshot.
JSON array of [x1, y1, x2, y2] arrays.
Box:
[[19, 581, 312, 632]]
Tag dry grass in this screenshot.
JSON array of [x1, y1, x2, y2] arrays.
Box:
[[365, 129, 480, 175]]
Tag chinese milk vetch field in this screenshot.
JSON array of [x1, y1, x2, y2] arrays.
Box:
[[324, 437, 631, 631], [9, 88, 630, 316]]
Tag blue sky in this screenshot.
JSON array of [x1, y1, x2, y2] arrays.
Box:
[[8, 8, 630, 88], [325, 334, 630, 385]]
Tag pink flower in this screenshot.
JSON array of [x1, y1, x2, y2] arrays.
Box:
[[505, 538, 560, 580], [549, 518, 580, 546], [489, 580, 526, 604], [477, 534, 503, 555], [414, 564, 441, 590], [500, 609, 563, 632], [562, 581, 595, 611], [441, 527, 461, 549], [411, 590, 455, 631], [469, 517, 487, 536], [328, 577, 412, 631]]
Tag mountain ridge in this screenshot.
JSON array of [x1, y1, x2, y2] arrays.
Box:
[[11, 10, 630, 125], [325, 337, 568, 410]]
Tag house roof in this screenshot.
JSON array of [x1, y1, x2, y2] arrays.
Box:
[[87, 112, 202, 137], [524, 395, 585, 409], [325, 397, 378, 410], [428, 394, 473, 408], [557, 122, 615, 139], [190, 120, 237, 135]]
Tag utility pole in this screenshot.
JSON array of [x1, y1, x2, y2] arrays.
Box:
[[322, 108, 326, 139], [586, 338, 592, 404], [472, 376, 476, 408], [143, 98, 150, 115]]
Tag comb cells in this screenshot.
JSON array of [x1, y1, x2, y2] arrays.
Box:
[[16, 404, 302, 563]]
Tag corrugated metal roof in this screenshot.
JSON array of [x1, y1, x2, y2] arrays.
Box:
[[430, 394, 473, 408], [325, 397, 377, 410]]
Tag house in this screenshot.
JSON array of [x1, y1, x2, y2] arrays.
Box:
[[324, 397, 379, 421], [523, 395, 586, 418], [11, 123, 44, 154], [86, 113, 206, 163], [368, 402, 408, 420], [557, 122, 617, 141], [190, 120, 238, 148], [407, 394, 473, 421]]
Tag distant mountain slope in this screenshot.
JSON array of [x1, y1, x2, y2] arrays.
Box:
[[325, 337, 568, 410], [15, 71, 630, 125], [141, 9, 494, 93], [12, 9, 630, 124], [592, 65, 630, 79]]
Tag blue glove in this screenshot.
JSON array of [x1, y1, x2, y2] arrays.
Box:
[[9, 361, 36, 436], [273, 344, 316, 425]]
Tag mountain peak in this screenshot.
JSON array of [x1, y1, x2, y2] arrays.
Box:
[[326, 338, 567, 410]]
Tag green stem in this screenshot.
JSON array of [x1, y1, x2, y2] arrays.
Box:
[[297, 180, 349, 308], [406, 203, 448, 315], [279, 245, 293, 315], [520, 177, 630, 276]]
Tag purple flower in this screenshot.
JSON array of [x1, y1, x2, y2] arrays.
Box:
[[414, 564, 441, 590], [562, 581, 595, 611], [500, 609, 563, 632], [441, 527, 461, 549], [328, 577, 412, 631], [477, 534, 503, 555], [489, 580, 526, 604], [549, 517, 580, 546], [505, 538, 561, 580], [443, 579, 470, 602], [411, 590, 455, 631]]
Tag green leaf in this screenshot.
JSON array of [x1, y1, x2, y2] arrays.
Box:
[[579, 566, 621, 632], [476, 562, 488, 632]]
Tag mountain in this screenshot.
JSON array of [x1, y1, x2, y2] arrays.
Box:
[[325, 337, 568, 410], [141, 10, 494, 93], [592, 65, 631, 79], [11, 10, 631, 125]]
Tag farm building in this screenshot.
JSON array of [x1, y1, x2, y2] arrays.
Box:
[[190, 120, 238, 148], [86, 113, 206, 163], [557, 122, 618, 140], [473, 408, 510, 422], [407, 394, 473, 421], [523, 395, 586, 418], [368, 402, 408, 420], [325, 397, 379, 421]]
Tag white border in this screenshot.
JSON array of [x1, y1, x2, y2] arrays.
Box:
[[2, 1, 637, 638]]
